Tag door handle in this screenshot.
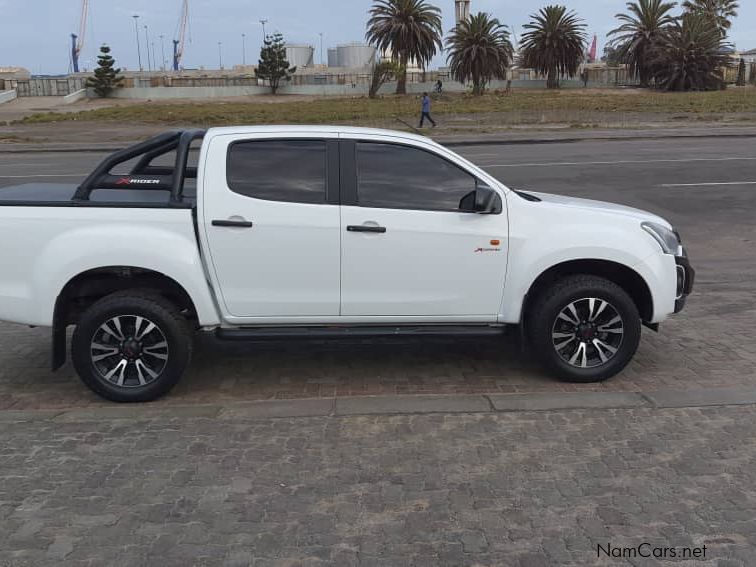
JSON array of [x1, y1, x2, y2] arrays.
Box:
[[212, 219, 254, 228], [347, 225, 387, 233]]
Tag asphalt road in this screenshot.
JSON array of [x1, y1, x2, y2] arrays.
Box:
[[2, 135, 754, 279]]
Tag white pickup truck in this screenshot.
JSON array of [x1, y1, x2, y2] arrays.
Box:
[[0, 126, 693, 402]]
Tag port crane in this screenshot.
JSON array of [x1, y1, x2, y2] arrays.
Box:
[[173, 0, 189, 71], [71, 0, 89, 73]]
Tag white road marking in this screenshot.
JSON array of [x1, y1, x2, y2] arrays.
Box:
[[0, 173, 87, 178], [659, 181, 756, 187], [482, 157, 756, 168], [0, 163, 65, 167]]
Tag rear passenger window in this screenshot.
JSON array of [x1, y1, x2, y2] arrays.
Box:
[[227, 139, 327, 204]]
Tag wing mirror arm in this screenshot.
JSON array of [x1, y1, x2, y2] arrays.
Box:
[[459, 184, 502, 214]]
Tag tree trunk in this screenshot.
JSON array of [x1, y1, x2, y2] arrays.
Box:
[[472, 73, 484, 96], [396, 55, 408, 95], [547, 68, 558, 89]]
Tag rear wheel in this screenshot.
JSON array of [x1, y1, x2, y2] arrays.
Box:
[[527, 275, 641, 383], [72, 291, 192, 402]]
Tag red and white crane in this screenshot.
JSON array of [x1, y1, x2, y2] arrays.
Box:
[[71, 0, 89, 73], [173, 0, 189, 71]]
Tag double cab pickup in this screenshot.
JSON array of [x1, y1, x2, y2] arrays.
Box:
[[0, 127, 694, 402]]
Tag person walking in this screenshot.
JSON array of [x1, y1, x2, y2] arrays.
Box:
[[419, 92, 436, 128]]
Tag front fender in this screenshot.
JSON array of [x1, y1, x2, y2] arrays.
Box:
[[499, 217, 664, 324]]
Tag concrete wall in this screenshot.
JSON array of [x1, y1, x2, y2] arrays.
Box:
[[63, 89, 87, 104], [102, 78, 607, 100], [103, 85, 271, 99], [0, 90, 17, 104]]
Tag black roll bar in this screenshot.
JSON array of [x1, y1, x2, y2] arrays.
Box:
[[74, 129, 206, 203], [131, 139, 182, 175], [171, 130, 205, 202]]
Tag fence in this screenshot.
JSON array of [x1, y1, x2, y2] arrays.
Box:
[[111, 67, 637, 89], [26, 64, 756, 98], [3, 77, 87, 97]]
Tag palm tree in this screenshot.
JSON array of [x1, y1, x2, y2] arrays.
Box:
[[446, 13, 514, 95], [649, 13, 730, 90], [366, 0, 443, 94], [520, 5, 587, 89], [608, 0, 677, 87], [682, 0, 739, 36]]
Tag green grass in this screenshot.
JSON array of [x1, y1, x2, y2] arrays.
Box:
[[22, 88, 756, 128]]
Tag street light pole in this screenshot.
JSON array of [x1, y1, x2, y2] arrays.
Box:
[[260, 19, 268, 42], [132, 15, 143, 71], [144, 25, 152, 72], [159, 35, 166, 71], [218, 42, 223, 70], [242, 33, 247, 66]]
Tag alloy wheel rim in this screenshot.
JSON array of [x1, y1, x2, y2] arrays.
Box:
[[90, 315, 169, 388], [551, 297, 624, 369]]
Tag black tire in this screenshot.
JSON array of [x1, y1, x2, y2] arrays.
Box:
[[72, 290, 193, 402], [527, 275, 641, 383]]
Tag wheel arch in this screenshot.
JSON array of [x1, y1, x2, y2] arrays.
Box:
[[521, 259, 654, 327], [52, 266, 199, 370]]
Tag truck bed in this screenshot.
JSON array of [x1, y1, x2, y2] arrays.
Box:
[[0, 183, 195, 208]]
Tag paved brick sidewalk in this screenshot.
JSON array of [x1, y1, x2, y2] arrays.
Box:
[[1, 279, 754, 410], [1, 404, 754, 566]]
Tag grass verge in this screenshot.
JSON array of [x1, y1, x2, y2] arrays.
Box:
[[21, 88, 756, 128]]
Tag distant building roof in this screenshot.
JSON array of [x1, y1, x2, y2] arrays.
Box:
[[742, 48, 756, 56], [0, 66, 31, 79]]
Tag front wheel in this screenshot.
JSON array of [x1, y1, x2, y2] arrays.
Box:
[[527, 275, 641, 383], [72, 291, 193, 402]]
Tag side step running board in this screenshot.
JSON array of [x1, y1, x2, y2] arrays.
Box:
[[215, 325, 507, 341]]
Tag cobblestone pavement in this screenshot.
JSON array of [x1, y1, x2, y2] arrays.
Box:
[[2, 136, 756, 409], [1, 404, 755, 566], [2, 135, 756, 566], [1, 279, 754, 410]]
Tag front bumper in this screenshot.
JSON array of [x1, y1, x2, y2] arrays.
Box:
[[674, 251, 695, 313]]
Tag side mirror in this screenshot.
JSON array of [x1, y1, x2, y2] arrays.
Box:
[[459, 185, 502, 214]]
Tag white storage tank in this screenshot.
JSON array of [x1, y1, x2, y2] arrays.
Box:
[[285, 44, 315, 68], [327, 48, 339, 68], [336, 44, 377, 69]]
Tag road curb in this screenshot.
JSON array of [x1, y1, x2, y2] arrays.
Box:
[[335, 394, 491, 416], [4, 388, 756, 423], [0, 145, 124, 154], [1, 129, 756, 154], [486, 391, 647, 412], [440, 131, 756, 148]]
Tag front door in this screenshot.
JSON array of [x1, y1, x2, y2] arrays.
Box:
[[202, 136, 341, 319], [340, 139, 509, 319]]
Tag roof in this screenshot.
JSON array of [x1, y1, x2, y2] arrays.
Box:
[[741, 48, 756, 56], [206, 125, 436, 145]]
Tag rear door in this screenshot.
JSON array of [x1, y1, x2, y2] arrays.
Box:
[[201, 134, 341, 320], [339, 136, 509, 319]]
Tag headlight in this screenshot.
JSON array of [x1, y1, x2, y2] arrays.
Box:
[[642, 222, 681, 255]]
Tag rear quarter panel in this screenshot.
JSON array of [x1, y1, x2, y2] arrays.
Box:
[[0, 206, 220, 327]]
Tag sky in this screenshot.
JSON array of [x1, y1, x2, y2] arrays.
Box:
[[1, 0, 755, 75]]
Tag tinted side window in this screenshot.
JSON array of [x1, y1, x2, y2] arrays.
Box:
[[356, 142, 476, 211], [227, 140, 326, 204]]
